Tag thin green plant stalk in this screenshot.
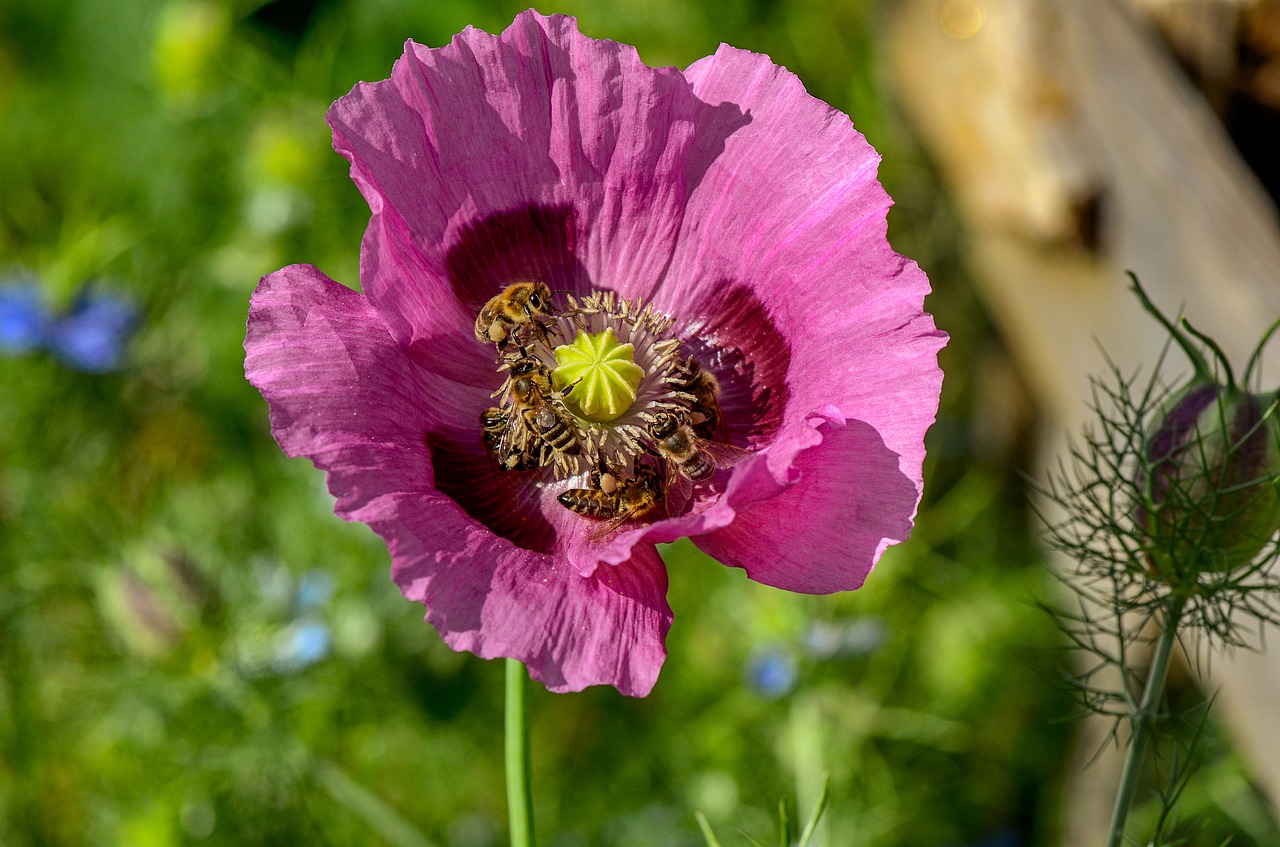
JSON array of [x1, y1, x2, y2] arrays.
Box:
[[315, 759, 439, 847], [1104, 594, 1187, 847], [505, 658, 536, 847], [790, 695, 829, 847]]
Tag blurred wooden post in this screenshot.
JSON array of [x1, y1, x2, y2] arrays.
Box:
[[889, 0, 1280, 844]]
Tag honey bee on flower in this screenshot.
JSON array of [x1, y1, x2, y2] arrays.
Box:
[[473, 281, 558, 350], [245, 11, 945, 696]]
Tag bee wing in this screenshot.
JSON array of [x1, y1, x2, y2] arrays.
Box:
[[496, 409, 520, 454], [586, 495, 660, 542], [531, 402, 558, 433], [698, 438, 751, 472], [482, 430, 504, 480], [498, 408, 539, 465], [588, 511, 636, 542], [663, 461, 693, 517]]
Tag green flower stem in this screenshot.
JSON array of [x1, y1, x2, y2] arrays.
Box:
[[505, 658, 536, 847], [1105, 594, 1187, 847]]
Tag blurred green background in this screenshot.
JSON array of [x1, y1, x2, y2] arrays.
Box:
[[0, 1, 1274, 845]]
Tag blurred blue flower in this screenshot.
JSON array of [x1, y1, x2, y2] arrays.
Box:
[[240, 564, 338, 675], [273, 619, 332, 673], [0, 276, 137, 372], [746, 647, 798, 699], [295, 569, 334, 611], [0, 282, 49, 353], [804, 617, 888, 660], [46, 290, 138, 372], [272, 571, 336, 673]]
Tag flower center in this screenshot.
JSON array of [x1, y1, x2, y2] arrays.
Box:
[[552, 328, 645, 423], [472, 287, 745, 525]]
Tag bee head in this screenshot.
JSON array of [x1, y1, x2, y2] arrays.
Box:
[[647, 412, 680, 440], [509, 357, 554, 400], [515, 282, 551, 316], [509, 357, 542, 377]]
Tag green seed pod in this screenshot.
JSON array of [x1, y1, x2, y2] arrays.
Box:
[[1139, 383, 1280, 576]]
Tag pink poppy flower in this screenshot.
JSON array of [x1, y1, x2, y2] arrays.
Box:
[[244, 11, 945, 696]]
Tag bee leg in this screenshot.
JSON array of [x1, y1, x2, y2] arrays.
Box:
[[591, 458, 618, 494]]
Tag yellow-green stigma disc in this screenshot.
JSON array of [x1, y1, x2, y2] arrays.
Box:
[[552, 328, 645, 423]]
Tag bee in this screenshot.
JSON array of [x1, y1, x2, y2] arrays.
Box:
[[474, 282, 555, 350], [505, 357, 582, 468], [480, 407, 540, 471], [557, 463, 665, 538], [646, 410, 748, 514], [671, 357, 723, 439]]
